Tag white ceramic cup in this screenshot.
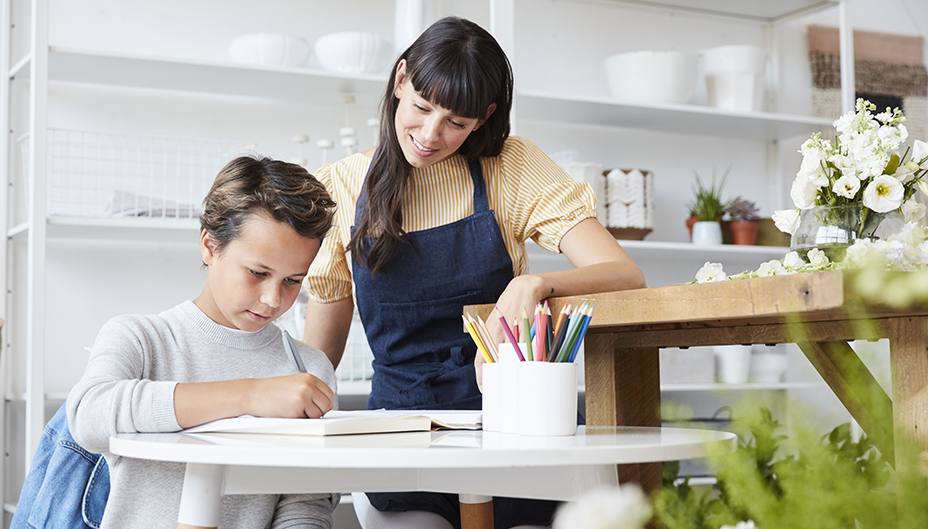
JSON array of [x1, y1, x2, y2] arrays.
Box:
[[714, 345, 751, 384], [481, 363, 500, 432], [497, 343, 527, 434], [517, 362, 578, 436]]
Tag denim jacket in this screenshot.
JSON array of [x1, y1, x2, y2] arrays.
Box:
[[11, 403, 109, 529]]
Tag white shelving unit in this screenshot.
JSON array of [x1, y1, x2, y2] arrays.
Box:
[[1, 0, 853, 523]]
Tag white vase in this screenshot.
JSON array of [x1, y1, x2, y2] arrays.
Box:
[[692, 221, 722, 245], [394, 0, 436, 55]]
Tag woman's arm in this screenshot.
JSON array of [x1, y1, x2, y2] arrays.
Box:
[[302, 296, 355, 369], [478, 218, 645, 383]]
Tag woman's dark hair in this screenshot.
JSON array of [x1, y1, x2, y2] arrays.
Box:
[[347, 16, 514, 276], [200, 155, 336, 253]]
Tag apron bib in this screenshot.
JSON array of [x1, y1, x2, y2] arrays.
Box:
[[352, 158, 513, 411]]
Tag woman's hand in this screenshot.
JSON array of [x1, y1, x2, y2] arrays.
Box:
[[474, 274, 548, 387]]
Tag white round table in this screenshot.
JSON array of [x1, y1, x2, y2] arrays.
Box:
[[111, 425, 735, 529]]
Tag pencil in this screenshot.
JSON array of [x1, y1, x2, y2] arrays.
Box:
[[462, 314, 493, 363], [556, 302, 587, 362], [470, 313, 499, 362], [545, 301, 553, 360], [522, 307, 533, 361], [494, 306, 525, 361], [535, 303, 544, 362], [567, 304, 594, 363], [548, 304, 572, 361]]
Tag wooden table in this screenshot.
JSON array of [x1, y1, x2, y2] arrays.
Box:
[[110, 426, 735, 529], [466, 270, 928, 494]]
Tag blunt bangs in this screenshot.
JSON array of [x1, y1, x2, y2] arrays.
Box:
[[409, 52, 498, 120]]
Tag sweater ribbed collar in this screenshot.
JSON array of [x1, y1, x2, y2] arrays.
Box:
[[178, 300, 279, 350]]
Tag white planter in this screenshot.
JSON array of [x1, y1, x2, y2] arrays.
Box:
[[692, 221, 722, 245]]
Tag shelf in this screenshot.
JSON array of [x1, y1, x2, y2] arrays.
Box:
[[659, 381, 826, 392], [516, 91, 833, 141], [48, 47, 388, 106], [337, 380, 372, 396], [46, 217, 200, 242], [580, 381, 825, 393], [610, 0, 838, 22], [617, 240, 789, 261]]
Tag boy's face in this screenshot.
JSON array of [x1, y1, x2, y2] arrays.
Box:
[[196, 213, 321, 332]]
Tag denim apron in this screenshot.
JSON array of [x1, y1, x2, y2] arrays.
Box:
[[353, 157, 557, 528]]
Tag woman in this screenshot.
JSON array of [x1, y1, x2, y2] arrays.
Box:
[[303, 16, 645, 529]]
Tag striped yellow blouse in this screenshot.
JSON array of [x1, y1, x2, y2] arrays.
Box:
[[303, 136, 597, 303]]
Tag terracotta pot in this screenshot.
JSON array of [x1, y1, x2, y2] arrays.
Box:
[[685, 215, 698, 240], [729, 220, 758, 245]]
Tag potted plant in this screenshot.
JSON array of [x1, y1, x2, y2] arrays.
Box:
[[686, 168, 730, 244], [725, 198, 760, 245]]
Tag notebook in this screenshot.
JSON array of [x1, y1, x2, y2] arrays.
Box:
[[182, 409, 482, 437]]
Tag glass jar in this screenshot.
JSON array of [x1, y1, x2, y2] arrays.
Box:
[[790, 204, 902, 261]]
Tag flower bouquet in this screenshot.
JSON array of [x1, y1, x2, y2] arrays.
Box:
[[772, 99, 928, 259]]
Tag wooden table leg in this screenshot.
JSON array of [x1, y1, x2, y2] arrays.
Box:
[[177, 463, 224, 529], [798, 340, 895, 465], [584, 332, 662, 495], [890, 316, 928, 462], [459, 494, 493, 529]]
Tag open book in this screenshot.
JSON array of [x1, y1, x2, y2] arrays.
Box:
[[182, 409, 482, 437]]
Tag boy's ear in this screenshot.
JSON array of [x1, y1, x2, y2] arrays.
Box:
[[199, 230, 218, 265]]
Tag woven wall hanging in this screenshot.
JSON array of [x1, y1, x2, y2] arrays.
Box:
[[808, 25, 927, 142]]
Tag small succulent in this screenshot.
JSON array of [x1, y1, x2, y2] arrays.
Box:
[[726, 199, 759, 222]]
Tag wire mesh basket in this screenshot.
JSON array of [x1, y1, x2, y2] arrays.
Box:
[[44, 128, 254, 219]]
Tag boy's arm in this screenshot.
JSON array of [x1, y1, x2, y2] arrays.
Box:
[[172, 372, 334, 429]]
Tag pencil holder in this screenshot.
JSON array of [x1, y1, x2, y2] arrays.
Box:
[[497, 342, 527, 434], [516, 362, 578, 436], [481, 363, 500, 432]]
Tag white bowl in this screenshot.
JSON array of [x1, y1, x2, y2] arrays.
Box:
[[228, 33, 311, 67], [604, 50, 699, 105], [314, 32, 393, 75]]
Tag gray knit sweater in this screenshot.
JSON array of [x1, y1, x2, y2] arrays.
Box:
[[67, 300, 339, 529]]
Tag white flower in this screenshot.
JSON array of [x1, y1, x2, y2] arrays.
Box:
[[772, 209, 801, 235], [790, 175, 821, 209], [757, 260, 787, 277], [783, 251, 805, 270], [832, 174, 861, 198], [829, 154, 859, 180], [902, 198, 927, 223], [695, 262, 727, 283], [553, 485, 652, 529], [721, 522, 758, 529], [843, 239, 881, 269], [807, 248, 830, 269], [863, 174, 904, 213], [913, 140, 928, 168]]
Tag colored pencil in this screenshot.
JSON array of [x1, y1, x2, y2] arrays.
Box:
[[545, 301, 553, 360], [548, 304, 572, 361], [470, 313, 499, 362], [521, 307, 533, 361], [462, 314, 493, 363], [556, 302, 587, 362], [494, 305, 525, 361], [567, 304, 594, 363]]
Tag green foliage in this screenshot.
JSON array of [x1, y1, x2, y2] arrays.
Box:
[[655, 405, 928, 529], [687, 167, 732, 222]]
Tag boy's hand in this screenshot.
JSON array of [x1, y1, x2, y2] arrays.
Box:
[[249, 374, 335, 418]]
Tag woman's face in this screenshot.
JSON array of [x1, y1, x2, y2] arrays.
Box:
[[196, 213, 321, 332], [393, 60, 495, 168]]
